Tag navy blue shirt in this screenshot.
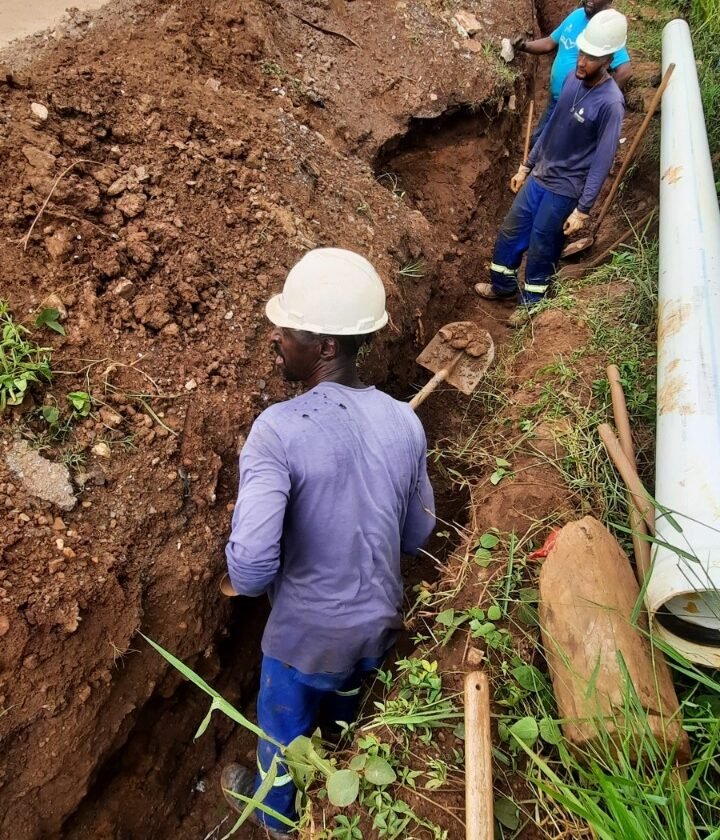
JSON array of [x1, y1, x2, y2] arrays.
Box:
[[226, 382, 435, 675], [528, 72, 625, 213]]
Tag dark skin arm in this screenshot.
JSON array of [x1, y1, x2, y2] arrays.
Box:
[[515, 35, 557, 55], [610, 61, 633, 90]]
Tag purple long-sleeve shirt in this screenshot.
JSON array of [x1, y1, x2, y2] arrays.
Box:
[[225, 382, 435, 675], [528, 72, 624, 213]]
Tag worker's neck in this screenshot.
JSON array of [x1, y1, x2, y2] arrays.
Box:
[[303, 359, 365, 390], [583, 68, 610, 88]]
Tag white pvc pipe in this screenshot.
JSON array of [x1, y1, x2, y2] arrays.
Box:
[[647, 19, 720, 666]]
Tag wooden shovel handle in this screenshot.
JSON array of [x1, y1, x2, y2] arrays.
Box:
[[464, 671, 493, 840], [599, 423, 656, 535], [523, 100, 534, 163], [595, 63, 675, 229], [409, 351, 463, 410]]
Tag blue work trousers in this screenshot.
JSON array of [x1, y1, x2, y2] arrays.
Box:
[[490, 175, 576, 306], [253, 654, 382, 832]]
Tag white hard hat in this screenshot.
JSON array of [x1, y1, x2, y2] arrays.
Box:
[[265, 248, 389, 335], [576, 9, 627, 57]]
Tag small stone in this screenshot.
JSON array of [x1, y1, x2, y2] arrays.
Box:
[[466, 647, 486, 666], [0, 615, 9, 636], [91, 442, 111, 459], [257, 379, 266, 390], [19, 513, 31, 522], [23, 655, 39, 670], [429, 93, 438, 101], [30, 102, 49, 121], [52, 517, 66, 530], [62, 547, 76, 559], [22, 144, 55, 171], [78, 685, 92, 703], [99, 408, 122, 427], [508, 94, 517, 111], [452, 11, 482, 36], [184, 378, 198, 391], [6, 441, 76, 511], [56, 538, 65, 549], [224, 310, 234, 320], [49, 558, 65, 574], [205, 77, 222, 91], [106, 175, 132, 197], [500, 37, 515, 63], [113, 278, 136, 300], [116, 192, 147, 219]]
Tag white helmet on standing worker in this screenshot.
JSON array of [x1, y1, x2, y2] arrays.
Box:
[[576, 8, 627, 57], [265, 248, 389, 335]]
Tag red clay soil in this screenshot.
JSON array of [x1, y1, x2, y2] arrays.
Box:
[[0, 0, 533, 837], [0, 0, 658, 835]]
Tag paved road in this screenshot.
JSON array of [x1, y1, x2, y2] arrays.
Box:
[[0, 0, 108, 48]]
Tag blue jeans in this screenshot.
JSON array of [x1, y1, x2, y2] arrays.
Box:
[[490, 175, 576, 306], [253, 654, 383, 832], [530, 97, 558, 150]]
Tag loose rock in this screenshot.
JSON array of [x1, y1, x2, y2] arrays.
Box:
[[6, 441, 76, 511]]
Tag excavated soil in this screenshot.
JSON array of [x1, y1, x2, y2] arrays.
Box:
[[0, 0, 658, 837]]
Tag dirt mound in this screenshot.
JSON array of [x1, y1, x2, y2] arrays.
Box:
[[0, 0, 533, 835]]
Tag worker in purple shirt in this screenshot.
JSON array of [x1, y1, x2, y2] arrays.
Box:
[[475, 9, 627, 327], [219, 248, 435, 837], [513, 0, 632, 148]]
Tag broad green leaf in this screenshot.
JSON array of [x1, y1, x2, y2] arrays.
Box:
[[327, 769, 360, 806], [435, 608, 455, 626], [490, 469, 505, 486], [67, 390, 92, 415], [479, 533, 499, 549], [42, 405, 60, 424], [512, 664, 547, 693], [487, 604, 502, 621], [509, 716, 539, 747], [364, 755, 396, 786], [495, 796, 520, 829], [495, 457, 512, 468], [474, 547, 491, 566], [349, 754, 367, 771], [35, 308, 66, 335]]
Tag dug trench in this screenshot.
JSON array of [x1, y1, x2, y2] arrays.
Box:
[[59, 93, 528, 840], [0, 0, 660, 837]]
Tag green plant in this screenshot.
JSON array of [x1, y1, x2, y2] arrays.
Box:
[[67, 390, 93, 416], [35, 307, 65, 335], [0, 300, 52, 410], [398, 259, 426, 279], [331, 814, 362, 839]]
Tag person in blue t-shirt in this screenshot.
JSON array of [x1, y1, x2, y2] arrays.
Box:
[[513, 0, 632, 146]]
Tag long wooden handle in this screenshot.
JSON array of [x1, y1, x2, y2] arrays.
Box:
[[595, 63, 675, 229], [523, 100, 534, 163], [409, 351, 463, 410], [464, 671, 493, 840], [599, 423, 656, 535], [607, 365, 637, 471]]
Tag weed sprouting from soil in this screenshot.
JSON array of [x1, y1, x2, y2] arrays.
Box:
[[0, 300, 53, 411]]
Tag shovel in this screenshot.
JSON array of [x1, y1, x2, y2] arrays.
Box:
[[562, 63, 675, 259], [409, 321, 494, 410]]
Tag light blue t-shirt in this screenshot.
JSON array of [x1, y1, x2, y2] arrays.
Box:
[[550, 8, 630, 99]]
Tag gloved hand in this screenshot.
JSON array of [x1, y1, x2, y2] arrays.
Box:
[[511, 34, 527, 50], [562, 208, 590, 236], [510, 164, 530, 194]]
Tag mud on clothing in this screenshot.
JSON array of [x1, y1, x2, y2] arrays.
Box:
[[490, 72, 624, 305]]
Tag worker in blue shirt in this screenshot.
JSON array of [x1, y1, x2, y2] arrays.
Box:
[[513, 0, 632, 146], [475, 10, 627, 327], [219, 248, 435, 837]]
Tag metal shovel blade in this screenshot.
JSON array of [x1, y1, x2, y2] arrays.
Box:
[[416, 321, 494, 395], [561, 234, 594, 259]]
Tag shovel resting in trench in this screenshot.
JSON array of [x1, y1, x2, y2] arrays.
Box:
[[409, 321, 494, 410], [220, 322, 495, 595]]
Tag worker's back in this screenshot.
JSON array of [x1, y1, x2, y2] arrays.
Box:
[[226, 381, 435, 674]]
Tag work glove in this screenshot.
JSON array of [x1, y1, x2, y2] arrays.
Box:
[[510, 164, 530, 194], [562, 208, 590, 236], [511, 34, 527, 50]]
